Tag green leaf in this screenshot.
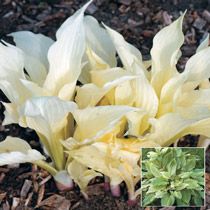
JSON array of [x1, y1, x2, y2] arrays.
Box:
[[179, 154, 186, 169], [142, 193, 156, 206], [167, 159, 177, 176], [147, 151, 158, 159], [181, 189, 191, 204], [193, 194, 203, 206], [151, 177, 168, 186], [198, 190, 205, 199], [175, 148, 182, 157], [155, 191, 167, 199], [175, 183, 188, 191], [162, 151, 173, 168], [161, 193, 175, 206], [173, 191, 182, 199], [185, 157, 196, 171], [184, 179, 199, 189], [176, 198, 188, 206], [179, 172, 191, 179], [146, 184, 166, 194], [190, 169, 204, 179], [161, 171, 171, 179], [149, 163, 161, 177]]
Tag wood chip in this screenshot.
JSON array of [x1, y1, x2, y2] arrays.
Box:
[[36, 194, 71, 210], [36, 183, 45, 206], [25, 192, 33, 207], [70, 202, 80, 210], [86, 3, 98, 15], [0, 192, 6, 205], [0, 168, 9, 173], [12, 197, 20, 210], [39, 175, 51, 186], [0, 173, 5, 184], [162, 11, 172, 25], [142, 30, 154, 37], [20, 179, 32, 198], [119, 0, 132, 6], [2, 200, 10, 210], [193, 17, 206, 30]]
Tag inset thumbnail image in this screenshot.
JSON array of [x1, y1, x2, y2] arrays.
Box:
[[141, 148, 205, 207]]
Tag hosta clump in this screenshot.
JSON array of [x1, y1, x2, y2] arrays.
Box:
[[142, 148, 204, 207]]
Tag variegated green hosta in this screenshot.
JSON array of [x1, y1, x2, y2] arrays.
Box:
[[0, 0, 210, 204], [142, 148, 204, 207]]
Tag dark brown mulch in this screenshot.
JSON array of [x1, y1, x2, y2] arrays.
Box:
[[0, 0, 210, 209]]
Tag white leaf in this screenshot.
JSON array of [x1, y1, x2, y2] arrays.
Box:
[[44, 2, 90, 97], [10, 31, 54, 85], [0, 137, 45, 166], [151, 13, 185, 74], [20, 96, 77, 139], [104, 24, 148, 76], [184, 47, 210, 83], [84, 15, 116, 67], [0, 42, 24, 78]]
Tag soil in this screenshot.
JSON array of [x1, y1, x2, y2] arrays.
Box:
[[0, 0, 210, 209]]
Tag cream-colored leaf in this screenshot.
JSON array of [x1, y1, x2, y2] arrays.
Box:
[[20, 79, 50, 97], [84, 15, 116, 67], [115, 80, 135, 106], [58, 82, 76, 101], [10, 31, 54, 70], [20, 96, 77, 139], [75, 83, 109, 108], [134, 76, 159, 117], [174, 89, 210, 119], [75, 75, 139, 108], [126, 110, 149, 136], [160, 73, 187, 104], [0, 42, 30, 104], [91, 67, 133, 87], [69, 145, 122, 186], [104, 24, 148, 77], [68, 160, 102, 191], [147, 113, 195, 146], [73, 105, 138, 141], [0, 42, 25, 78], [199, 79, 210, 89], [197, 136, 210, 149], [10, 31, 54, 85], [2, 103, 19, 125], [184, 47, 210, 83], [80, 49, 109, 84], [196, 34, 210, 89], [0, 137, 45, 166], [151, 13, 185, 74], [0, 78, 30, 104], [44, 2, 88, 96], [151, 69, 176, 97], [0, 80, 20, 104], [56, 1, 92, 38], [183, 117, 210, 138]]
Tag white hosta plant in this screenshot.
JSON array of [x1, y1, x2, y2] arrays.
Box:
[[0, 0, 210, 205]]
